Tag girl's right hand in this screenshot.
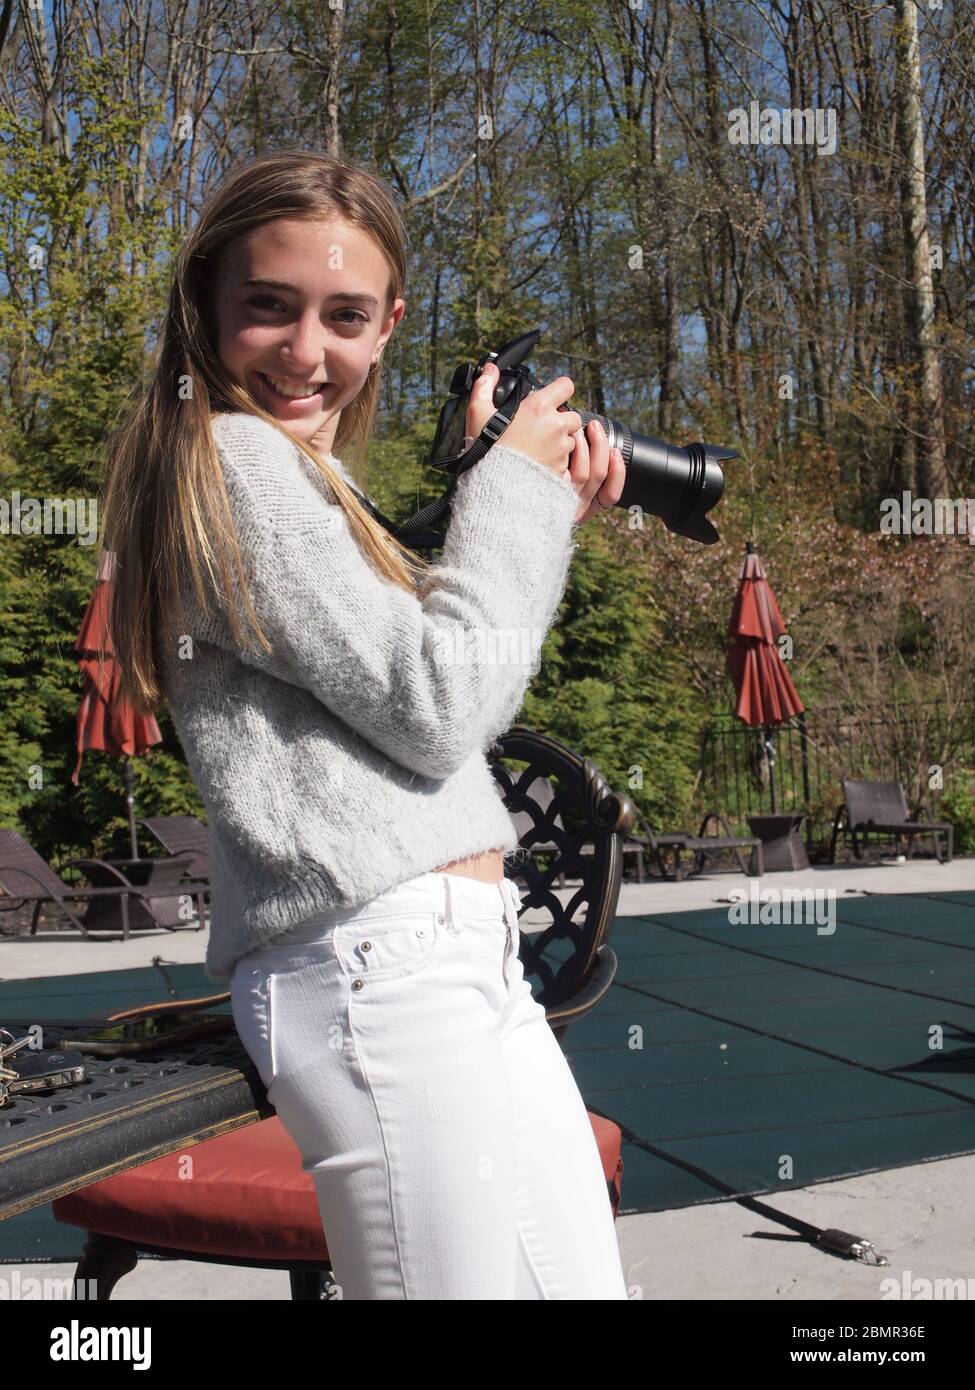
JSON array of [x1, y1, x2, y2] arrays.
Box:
[[465, 362, 583, 478]]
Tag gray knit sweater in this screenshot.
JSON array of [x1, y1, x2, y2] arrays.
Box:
[[160, 410, 580, 981]]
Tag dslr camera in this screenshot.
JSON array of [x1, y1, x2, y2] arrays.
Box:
[[428, 329, 735, 545]]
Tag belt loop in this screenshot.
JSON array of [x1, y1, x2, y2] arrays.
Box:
[[500, 876, 521, 932], [502, 877, 522, 965]]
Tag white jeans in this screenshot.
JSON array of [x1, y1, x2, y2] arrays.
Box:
[[230, 869, 628, 1300]]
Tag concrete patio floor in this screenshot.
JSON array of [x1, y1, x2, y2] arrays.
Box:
[[3, 855, 973, 1300]]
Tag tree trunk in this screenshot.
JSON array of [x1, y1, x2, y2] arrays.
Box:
[[320, 1, 345, 159], [893, 0, 947, 499]]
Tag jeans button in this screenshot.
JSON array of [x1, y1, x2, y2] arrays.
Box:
[[352, 979, 365, 991], [361, 941, 372, 951]]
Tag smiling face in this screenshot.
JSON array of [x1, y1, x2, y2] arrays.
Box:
[[212, 216, 405, 455]]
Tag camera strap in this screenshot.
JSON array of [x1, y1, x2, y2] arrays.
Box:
[[450, 405, 518, 477], [351, 406, 516, 551]]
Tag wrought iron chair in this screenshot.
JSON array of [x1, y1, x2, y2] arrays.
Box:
[[506, 773, 569, 889], [488, 726, 637, 1040], [509, 773, 651, 888]]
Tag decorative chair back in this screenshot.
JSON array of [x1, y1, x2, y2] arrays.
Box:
[[488, 726, 636, 1015]]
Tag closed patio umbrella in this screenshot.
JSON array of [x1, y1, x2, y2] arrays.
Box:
[[725, 541, 804, 812], [71, 549, 163, 857]]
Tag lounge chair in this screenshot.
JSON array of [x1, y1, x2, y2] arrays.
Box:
[[829, 779, 953, 864], [0, 829, 210, 940], [138, 816, 210, 880], [626, 812, 763, 882]]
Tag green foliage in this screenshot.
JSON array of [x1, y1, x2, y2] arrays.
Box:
[[519, 520, 706, 832], [939, 768, 975, 856]]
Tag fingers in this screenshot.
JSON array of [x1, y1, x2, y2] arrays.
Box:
[[466, 364, 616, 489], [539, 376, 582, 443], [535, 374, 577, 409], [568, 418, 608, 494], [570, 424, 626, 526], [599, 442, 626, 508], [465, 361, 500, 440]]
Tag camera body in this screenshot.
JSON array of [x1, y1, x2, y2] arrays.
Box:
[[430, 329, 736, 545]]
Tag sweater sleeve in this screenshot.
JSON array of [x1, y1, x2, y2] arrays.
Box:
[[205, 412, 580, 780]]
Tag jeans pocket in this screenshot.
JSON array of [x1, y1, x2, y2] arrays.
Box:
[[332, 909, 445, 984]]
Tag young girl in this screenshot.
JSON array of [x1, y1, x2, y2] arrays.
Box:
[[99, 149, 628, 1300]]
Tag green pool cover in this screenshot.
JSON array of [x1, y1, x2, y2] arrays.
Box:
[[567, 890, 975, 1215]]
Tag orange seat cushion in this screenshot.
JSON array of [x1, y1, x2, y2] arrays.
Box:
[[53, 1112, 623, 1263]]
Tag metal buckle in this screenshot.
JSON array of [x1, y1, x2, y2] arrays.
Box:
[[480, 409, 513, 444]]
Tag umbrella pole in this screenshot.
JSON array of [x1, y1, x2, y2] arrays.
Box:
[[765, 727, 777, 814], [122, 757, 140, 859]]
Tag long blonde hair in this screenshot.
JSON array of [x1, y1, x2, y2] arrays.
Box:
[[96, 149, 426, 714]]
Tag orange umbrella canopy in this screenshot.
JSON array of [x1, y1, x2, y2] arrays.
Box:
[[726, 543, 804, 728], [71, 549, 162, 786]]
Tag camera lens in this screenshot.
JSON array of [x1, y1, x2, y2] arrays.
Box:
[[577, 412, 734, 545]]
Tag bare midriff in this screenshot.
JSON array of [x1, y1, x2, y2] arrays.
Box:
[[431, 847, 505, 883]]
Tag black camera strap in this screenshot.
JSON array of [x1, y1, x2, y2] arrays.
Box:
[[450, 404, 518, 476], [349, 407, 516, 551]]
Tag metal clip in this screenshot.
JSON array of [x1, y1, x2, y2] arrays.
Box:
[[851, 1240, 888, 1266], [815, 1228, 889, 1265]]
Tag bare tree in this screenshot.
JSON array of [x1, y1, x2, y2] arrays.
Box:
[[893, 0, 948, 499]]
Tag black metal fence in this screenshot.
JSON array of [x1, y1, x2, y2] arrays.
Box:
[[699, 700, 975, 854]]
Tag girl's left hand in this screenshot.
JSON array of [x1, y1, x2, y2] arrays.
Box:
[[566, 417, 626, 526]]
